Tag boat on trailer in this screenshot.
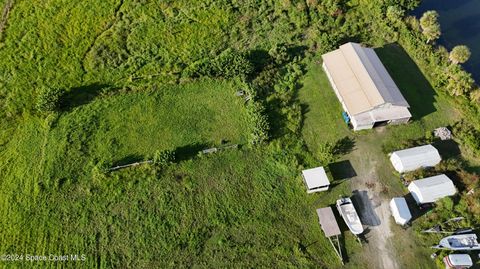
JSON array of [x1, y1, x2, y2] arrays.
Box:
[[433, 234, 480, 251], [336, 197, 364, 235]]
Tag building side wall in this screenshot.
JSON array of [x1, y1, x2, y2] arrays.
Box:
[[307, 185, 329, 193], [389, 117, 410, 125]]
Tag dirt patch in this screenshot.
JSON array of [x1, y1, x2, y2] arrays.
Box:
[[346, 138, 400, 269], [0, 0, 14, 40]]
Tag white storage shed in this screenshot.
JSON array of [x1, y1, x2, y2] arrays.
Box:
[[389, 197, 412, 226], [390, 145, 441, 173], [302, 167, 330, 193], [408, 174, 457, 204]]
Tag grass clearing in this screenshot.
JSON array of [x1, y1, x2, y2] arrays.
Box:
[[1, 145, 353, 268], [2, 79, 251, 187], [299, 59, 351, 153]]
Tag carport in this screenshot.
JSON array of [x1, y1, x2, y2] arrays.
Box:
[[316, 207, 343, 264]]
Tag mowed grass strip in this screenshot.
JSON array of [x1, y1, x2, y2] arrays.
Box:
[[299, 60, 351, 153], [38, 79, 251, 181]]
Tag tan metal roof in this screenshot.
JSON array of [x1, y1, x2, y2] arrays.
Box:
[[316, 207, 341, 237], [322, 43, 409, 115]]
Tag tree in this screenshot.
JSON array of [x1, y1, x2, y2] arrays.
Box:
[[386, 6, 404, 25], [470, 89, 480, 103], [449, 45, 471, 64], [445, 65, 474, 96], [419, 10, 441, 43], [268, 44, 290, 65]]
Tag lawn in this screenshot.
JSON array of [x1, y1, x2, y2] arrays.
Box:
[[299, 59, 351, 153], [1, 78, 251, 187]]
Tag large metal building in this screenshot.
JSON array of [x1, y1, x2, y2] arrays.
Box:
[[322, 42, 412, 131]]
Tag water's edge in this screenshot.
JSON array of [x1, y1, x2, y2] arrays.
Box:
[[412, 0, 480, 83]]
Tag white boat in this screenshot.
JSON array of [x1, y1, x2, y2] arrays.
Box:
[[443, 254, 473, 269], [336, 197, 364, 235], [433, 234, 480, 251]]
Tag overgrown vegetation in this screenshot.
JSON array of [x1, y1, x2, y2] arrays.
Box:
[[1, 0, 479, 268]]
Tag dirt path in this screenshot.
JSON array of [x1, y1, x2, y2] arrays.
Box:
[[346, 136, 400, 269], [0, 0, 14, 40]]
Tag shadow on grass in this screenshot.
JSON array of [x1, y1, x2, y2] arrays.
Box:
[[112, 154, 144, 167], [60, 83, 110, 111], [111, 143, 210, 169], [433, 139, 461, 159], [375, 44, 437, 120], [404, 192, 432, 223], [175, 143, 210, 161], [329, 160, 357, 181], [334, 136, 355, 155]]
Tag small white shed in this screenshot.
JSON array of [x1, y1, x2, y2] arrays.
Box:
[[408, 174, 456, 204], [390, 145, 441, 173], [302, 167, 330, 193], [389, 197, 412, 226]]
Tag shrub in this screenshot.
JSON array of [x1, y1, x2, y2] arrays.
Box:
[[316, 142, 336, 165], [36, 87, 63, 113], [153, 150, 175, 168], [268, 44, 291, 65], [247, 101, 270, 145], [214, 49, 254, 78], [182, 49, 253, 79], [452, 121, 480, 157]]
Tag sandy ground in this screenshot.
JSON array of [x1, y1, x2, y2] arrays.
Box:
[[347, 138, 400, 269]]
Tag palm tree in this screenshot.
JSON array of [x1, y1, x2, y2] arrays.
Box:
[[449, 45, 471, 64], [420, 11, 441, 43]]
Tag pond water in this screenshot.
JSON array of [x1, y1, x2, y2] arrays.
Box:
[[413, 0, 480, 82]]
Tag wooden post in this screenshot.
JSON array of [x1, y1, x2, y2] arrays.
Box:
[[328, 235, 343, 265]]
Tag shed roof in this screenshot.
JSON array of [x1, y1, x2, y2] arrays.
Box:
[[408, 174, 457, 204], [390, 144, 441, 173], [302, 166, 330, 189], [389, 197, 412, 225], [316, 207, 341, 237], [322, 42, 409, 115]]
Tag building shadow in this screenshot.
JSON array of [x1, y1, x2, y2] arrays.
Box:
[[375, 44, 437, 120], [404, 192, 432, 223], [351, 190, 381, 227], [433, 139, 461, 159], [329, 160, 357, 181]]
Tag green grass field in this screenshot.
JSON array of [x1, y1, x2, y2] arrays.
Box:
[[0, 147, 339, 268], [2, 0, 478, 268]]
